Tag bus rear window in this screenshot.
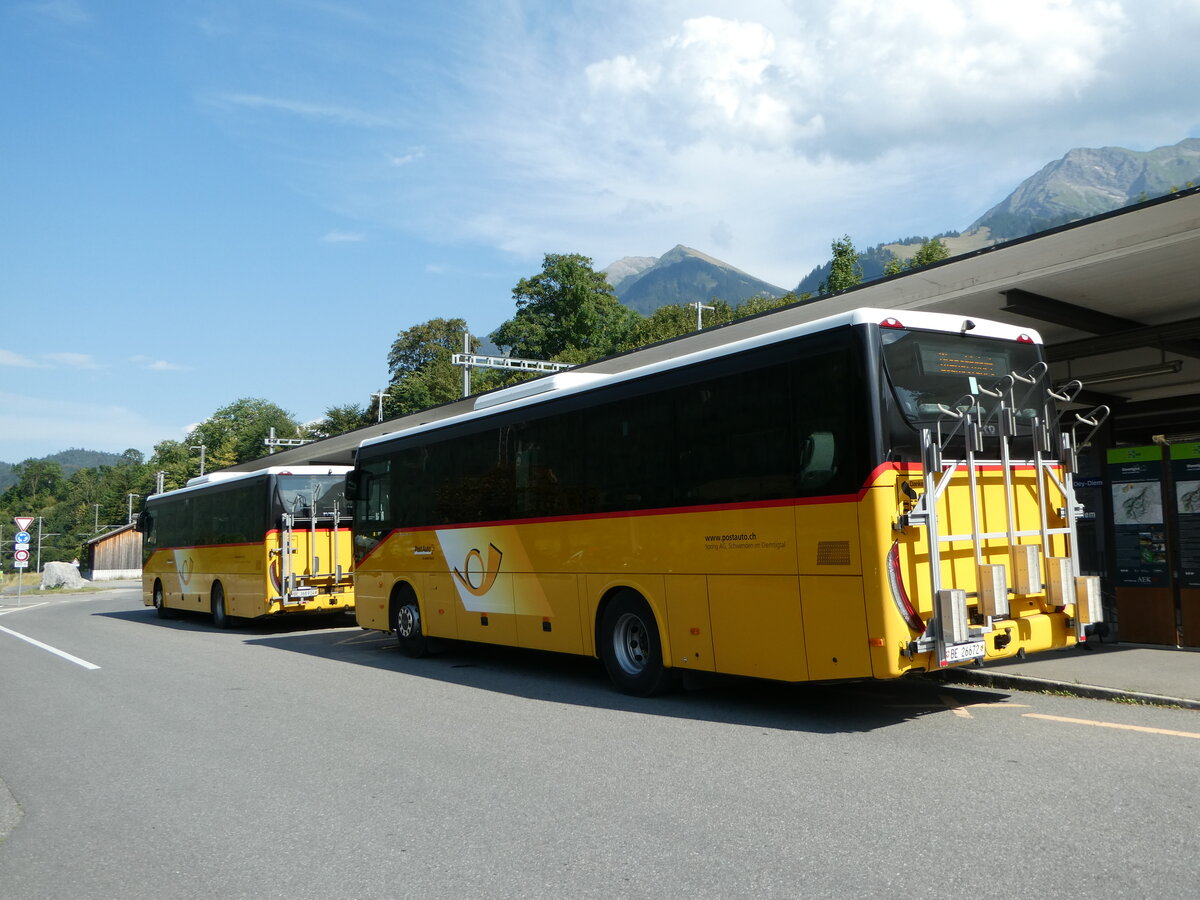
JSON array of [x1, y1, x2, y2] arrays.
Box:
[[881, 329, 1042, 423], [276, 474, 349, 518]]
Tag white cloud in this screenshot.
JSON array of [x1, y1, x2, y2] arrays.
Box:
[[583, 4, 1127, 159], [210, 93, 396, 129], [0, 349, 42, 368], [389, 149, 425, 166], [44, 352, 102, 369], [0, 392, 184, 461], [439, 0, 1196, 285], [21, 0, 90, 27], [130, 355, 188, 372], [192, 1, 1200, 288], [320, 230, 366, 243]]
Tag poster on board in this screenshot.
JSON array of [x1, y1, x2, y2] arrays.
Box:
[[1107, 446, 1168, 588], [1170, 442, 1200, 588]]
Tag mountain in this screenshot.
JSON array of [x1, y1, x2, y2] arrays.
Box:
[[604, 245, 787, 316], [0, 448, 128, 493], [603, 255, 658, 294], [970, 137, 1200, 240], [795, 138, 1200, 292], [603, 140, 1200, 310]]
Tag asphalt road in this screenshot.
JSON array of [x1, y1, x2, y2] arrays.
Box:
[[2, 586, 1198, 899]]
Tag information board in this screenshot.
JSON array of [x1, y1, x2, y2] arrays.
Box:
[[1170, 442, 1200, 588], [1107, 446, 1169, 588]]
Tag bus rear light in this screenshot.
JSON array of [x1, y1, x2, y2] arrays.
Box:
[[1017, 334, 1034, 343], [886, 542, 926, 634], [879, 317, 905, 329], [868, 637, 886, 648]]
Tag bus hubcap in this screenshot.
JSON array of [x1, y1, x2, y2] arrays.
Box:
[[397, 604, 419, 638], [613, 612, 648, 675]]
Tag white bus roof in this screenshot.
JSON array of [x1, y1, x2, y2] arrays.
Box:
[[359, 307, 1042, 451], [146, 465, 352, 501]]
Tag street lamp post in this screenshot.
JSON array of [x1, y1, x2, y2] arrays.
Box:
[[190, 444, 206, 476], [690, 301, 715, 330]]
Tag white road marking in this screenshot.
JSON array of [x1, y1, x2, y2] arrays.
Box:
[[0, 624, 101, 670], [0, 603, 49, 615]]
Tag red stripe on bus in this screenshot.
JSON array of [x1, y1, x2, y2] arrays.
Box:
[[355, 485, 878, 567], [148, 541, 261, 552]]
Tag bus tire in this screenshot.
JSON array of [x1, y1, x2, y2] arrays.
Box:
[[599, 591, 673, 697], [391, 586, 429, 658], [152, 581, 172, 619], [211, 582, 232, 629]]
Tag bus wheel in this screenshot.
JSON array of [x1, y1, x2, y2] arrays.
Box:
[[600, 591, 672, 697], [152, 582, 172, 619], [391, 588, 429, 658], [211, 582, 232, 629]]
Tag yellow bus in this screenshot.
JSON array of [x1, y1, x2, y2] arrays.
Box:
[[348, 308, 1104, 694], [139, 466, 355, 627]]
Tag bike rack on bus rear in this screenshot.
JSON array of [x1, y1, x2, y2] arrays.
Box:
[[275, 501, 352, 605], [905, 363, 1109, 666]]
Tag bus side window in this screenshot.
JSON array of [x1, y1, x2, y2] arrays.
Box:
[[366, 472, 386, 521], [792, 346, 865, 495], [139, 511, 156, 549], [798, 432, 837, 490]]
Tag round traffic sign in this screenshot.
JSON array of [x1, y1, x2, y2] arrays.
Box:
[[14, 548, 30, 563], [15, 531, 30, 543]]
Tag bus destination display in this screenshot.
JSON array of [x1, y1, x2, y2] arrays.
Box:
[[919, 346, 1008, 378]]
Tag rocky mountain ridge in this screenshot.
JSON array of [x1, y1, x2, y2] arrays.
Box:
[[606, 138, 1200, 309], [970, 138, 1200, 239], [603, 244, 787, 315]]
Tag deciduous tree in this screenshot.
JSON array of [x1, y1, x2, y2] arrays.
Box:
[[187, 398, 299, 468], [385, 318, 478, 418], [819, 235, 863, 294], [884, 237, 951, 276], [491, 253, 639, 362]]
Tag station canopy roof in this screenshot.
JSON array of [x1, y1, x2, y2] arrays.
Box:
[[225, 186, 1200, 474]]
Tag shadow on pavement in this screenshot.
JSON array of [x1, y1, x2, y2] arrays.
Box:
[[254, 623, 1012, 734], [98, 603, 1019, 734]]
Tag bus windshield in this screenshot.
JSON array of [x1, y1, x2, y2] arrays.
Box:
[[881, 328, 1043, 425], [276, 474, 349, 518]]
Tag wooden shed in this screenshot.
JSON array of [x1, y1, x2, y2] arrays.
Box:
[[86, 523, 142, 580]]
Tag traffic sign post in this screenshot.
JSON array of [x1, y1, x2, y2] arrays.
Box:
[[12, 516, 33, 605]]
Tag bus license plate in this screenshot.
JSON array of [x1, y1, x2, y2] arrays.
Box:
[[291, 587, 319, 598], [944, 640, 985, 663]]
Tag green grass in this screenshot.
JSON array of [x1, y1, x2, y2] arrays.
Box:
[[0, 571, 105, 595]]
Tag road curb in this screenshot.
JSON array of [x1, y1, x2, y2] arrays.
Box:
[[929, 668, 1200, 711]]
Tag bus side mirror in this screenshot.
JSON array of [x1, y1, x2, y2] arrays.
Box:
[[134, 510, 149, 533], [344, 472, 362, 502]]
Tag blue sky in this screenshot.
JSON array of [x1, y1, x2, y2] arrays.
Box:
[[3, 0, 1199, 464]]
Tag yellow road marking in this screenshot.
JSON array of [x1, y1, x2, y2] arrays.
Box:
[[887, 696, 1032, 716], [942, 694, 974, 718], [939, 694, 1032, 718], [936, 696, 1032, 720], [1025, 713, 1200, 740]]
